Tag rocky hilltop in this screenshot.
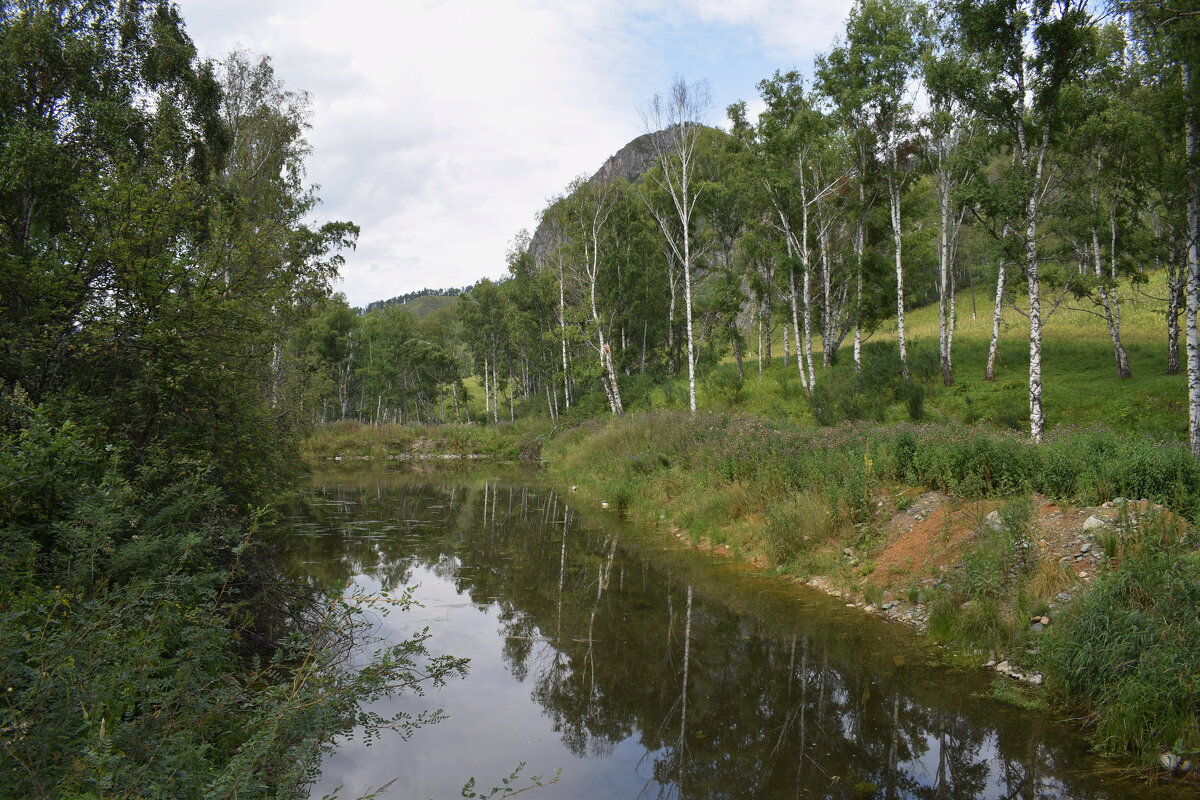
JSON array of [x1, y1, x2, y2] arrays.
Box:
[[528, 131, 659, 265]]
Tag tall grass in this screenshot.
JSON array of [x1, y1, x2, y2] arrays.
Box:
[[548, 412, 1200, 533], [1038, 514, 1200, 764], [925, 499, 1037, 654]]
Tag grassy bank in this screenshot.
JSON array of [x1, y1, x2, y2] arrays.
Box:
[[299, 417, 556, 463], [635, 270, 1187, 441], [540, 411, 1200, 771]]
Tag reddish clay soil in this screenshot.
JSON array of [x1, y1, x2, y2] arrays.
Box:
[[866, 492, 1185, 594]]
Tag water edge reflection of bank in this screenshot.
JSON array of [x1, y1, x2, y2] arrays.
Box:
[[282, 467, 1183, 800]]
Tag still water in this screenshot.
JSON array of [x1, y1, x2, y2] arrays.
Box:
[[281, 468, 1177, 800]]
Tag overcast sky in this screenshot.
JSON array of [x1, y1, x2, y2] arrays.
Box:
[[180, 0, 854, 308]]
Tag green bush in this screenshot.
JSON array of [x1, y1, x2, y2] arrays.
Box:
[[808, 342, 927, 425], [702, 366, 746, 405], [0, 405, 466, 798]]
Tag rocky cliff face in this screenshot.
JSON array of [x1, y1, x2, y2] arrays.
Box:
[[528, 131, 659, 265], [585, 131, 658, 185]]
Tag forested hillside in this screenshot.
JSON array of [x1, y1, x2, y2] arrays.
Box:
[[299, 0, 1200, 458]]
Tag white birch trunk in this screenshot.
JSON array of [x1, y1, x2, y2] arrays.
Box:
[[585, 199, 623, 416], [1093, 218, 1130, 378], [800, 204, 817, 391], [1008, 67, 1045, 438], [819, 209, 834, 368], [492, 357, 500, 424], [1185, 62, 1200, 458], [938, 167, 953, 386], [986, 224, 1010, 382], [785, 244, 809, 394], [854, 183, 867, 371], [683, 228, 697, 413], [1027, 211, 1045, 442], [558, 257, 572, 409], [889, 170, 909, 380]]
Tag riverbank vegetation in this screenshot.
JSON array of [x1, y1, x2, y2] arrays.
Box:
[[0, 4, 462, 797], [539, 412, 1200, 769]]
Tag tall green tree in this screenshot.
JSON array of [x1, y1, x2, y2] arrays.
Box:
[[1118, 0, 1200, 456], [922, 8, 986, 386], [947, 0, 1098, 442], [820, 0, 927, 380]]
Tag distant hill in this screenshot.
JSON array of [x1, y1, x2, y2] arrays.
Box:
[[528, 127, 725, 266], [528, 131, 662, 266], [362, 287, 467, 317]]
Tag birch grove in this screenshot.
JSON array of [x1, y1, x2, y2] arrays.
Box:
[[290, 0, 1200, 458]]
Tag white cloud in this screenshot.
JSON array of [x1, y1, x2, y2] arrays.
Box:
[[180, 0, 850, 307], [682, 0, 851, 58]]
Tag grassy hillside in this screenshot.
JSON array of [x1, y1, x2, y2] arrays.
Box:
[[637, 270, 1186, 440]]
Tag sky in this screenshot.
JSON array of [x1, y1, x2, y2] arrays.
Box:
[[180, 0, 855, 308]]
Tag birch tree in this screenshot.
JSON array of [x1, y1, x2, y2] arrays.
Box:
[[1119, 0, 1200, 456], [821, 0, 926, 380], [564, 178, 625, 415], [642, 78, 713, 413], [949, 0, 1097, 442], [1060, 54, 1153, 380], [922, 23, 984, 386]]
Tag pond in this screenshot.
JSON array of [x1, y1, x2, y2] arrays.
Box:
[[280, 467, 1179, 800]]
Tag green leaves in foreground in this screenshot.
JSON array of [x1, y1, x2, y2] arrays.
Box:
[[0, 405, 468, 799]]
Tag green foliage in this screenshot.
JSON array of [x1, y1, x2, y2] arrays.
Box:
[[1039, 515, 1200, 762], [808, 342, 934, 425], [0, 5, 456, 797], [0, 402, 468, 798], [702, 366, 746, 405], [763, 491, 838, 565]]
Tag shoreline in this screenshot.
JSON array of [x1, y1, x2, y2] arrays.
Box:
[[301, 414, 1200, 780]]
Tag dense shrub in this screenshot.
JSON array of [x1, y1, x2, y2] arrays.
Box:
[[0, 404, 465, 798], [808, 342, 930, 425]]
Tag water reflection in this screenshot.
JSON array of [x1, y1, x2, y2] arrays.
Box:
[[282, 470, 1175, 800]]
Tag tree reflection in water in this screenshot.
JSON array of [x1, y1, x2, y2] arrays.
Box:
[[282, 470, 1179, 800]]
